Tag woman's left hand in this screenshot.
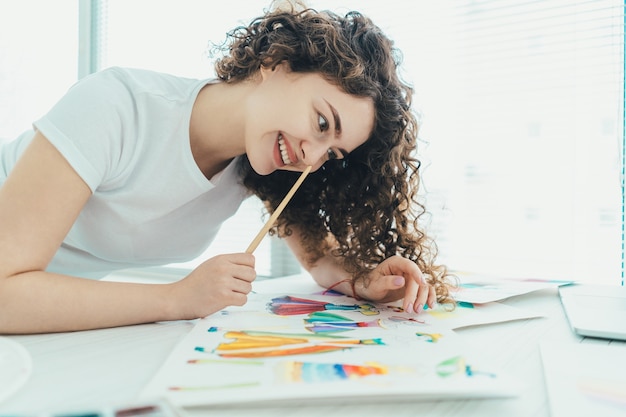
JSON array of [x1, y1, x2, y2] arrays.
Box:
[[356, 255, 436, 314]]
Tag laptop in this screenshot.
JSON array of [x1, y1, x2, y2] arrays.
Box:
[[558, 283, 626, 341]]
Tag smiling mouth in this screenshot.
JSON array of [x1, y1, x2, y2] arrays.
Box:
[[278, 134, 293, 165]]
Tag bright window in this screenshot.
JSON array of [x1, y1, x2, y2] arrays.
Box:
[[0, 1, 78, 140], [314, 0, 624, 284]]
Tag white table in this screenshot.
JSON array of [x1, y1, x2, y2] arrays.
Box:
[[0, 273, 623, 417]]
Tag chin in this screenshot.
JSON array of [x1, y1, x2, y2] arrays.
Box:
[[248, 160, 275, 176], [279, 165, 301, 173]]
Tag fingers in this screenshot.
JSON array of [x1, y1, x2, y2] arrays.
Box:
[[377, 256, 435, 314], [222, 252, 256, 269], [208, 253, 256, 283], [426, 285, 437, 309], [231, 263, 257, 284], [402, 275, 418, 313], [229, 273, 254, 295], [414, 283, 436, 313], [226, 254, 256, 294], [401, 276, 432, 313], [197, 252, 257, 297]]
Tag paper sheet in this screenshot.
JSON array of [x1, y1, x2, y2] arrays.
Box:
[[452, 273, 572, 304], [141, 291, 524, 407], [540, 342, 626, 417]]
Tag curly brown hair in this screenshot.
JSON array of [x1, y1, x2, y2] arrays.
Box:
[[213, 6, 456, 304]]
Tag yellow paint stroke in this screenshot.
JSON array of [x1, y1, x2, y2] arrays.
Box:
[[214, 330, 384, 358]]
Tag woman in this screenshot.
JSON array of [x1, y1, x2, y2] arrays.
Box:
[[0, 2, 455, 334]]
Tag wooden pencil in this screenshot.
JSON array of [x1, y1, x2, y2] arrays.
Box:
[[245, 165, 312, 253]]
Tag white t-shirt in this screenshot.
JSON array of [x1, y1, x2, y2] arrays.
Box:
[[0, 67, 251, 278]]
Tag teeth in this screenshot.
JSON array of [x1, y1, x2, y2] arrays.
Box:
[[278, 134, 292, 165]]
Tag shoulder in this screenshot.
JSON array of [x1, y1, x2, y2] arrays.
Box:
[[71, 67, 207, 101], [95, 67, 207, 99]]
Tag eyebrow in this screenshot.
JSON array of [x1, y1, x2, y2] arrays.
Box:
[[323, 99, 348, 158], [324, 99, 342, 136]]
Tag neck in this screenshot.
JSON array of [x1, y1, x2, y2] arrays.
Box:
[[189, 80, 251, 179]]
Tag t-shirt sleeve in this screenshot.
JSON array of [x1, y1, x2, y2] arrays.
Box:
[[33, 67, 137, 192]]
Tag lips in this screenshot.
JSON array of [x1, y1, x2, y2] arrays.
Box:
[[277, 133, 295, 165]]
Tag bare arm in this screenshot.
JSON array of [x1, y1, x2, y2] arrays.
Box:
[[283, 226, 436, 313], [0, 133, 255, 334]]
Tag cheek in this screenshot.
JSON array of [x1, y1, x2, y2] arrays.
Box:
[[244, 106, 274, 148], [247, 103, 282, 135], [309, 160, 325, 172]]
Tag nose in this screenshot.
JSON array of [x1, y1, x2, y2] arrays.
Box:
[[300, 139, 329, 168]]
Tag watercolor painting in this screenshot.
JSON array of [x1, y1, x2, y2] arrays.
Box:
[[140, 290, 527, 407], [304, 311, 384, 334], [268, 295, 381, 316], [208, 330, 384, 358]]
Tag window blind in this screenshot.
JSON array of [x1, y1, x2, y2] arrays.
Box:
[[429, 0, 624, 283], [311, 0, 624, 283]]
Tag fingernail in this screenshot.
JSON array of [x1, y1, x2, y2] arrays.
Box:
[[415, 303, 423, 314], [405, 302, 413, 313], [393, 276, 405, 286]]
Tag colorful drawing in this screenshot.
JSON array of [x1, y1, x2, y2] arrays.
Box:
[[281, 361, 388, 383], [436, 356, 470, 377], [141, 289, 517, 406], [436, 356, 496, 378], [203, 330, 384, 358], [304, 311, 383, 333], [415, 332, 443, 343], [268, 296, 379, 316], [388, 316, 426, 325], [425, 302, 473, 319]]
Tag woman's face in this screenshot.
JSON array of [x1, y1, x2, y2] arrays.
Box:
[[244, 63, 375, 175]]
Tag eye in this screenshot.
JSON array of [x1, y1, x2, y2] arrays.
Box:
[[318, 113, 329, 132], [327, 148, 340, 160]]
